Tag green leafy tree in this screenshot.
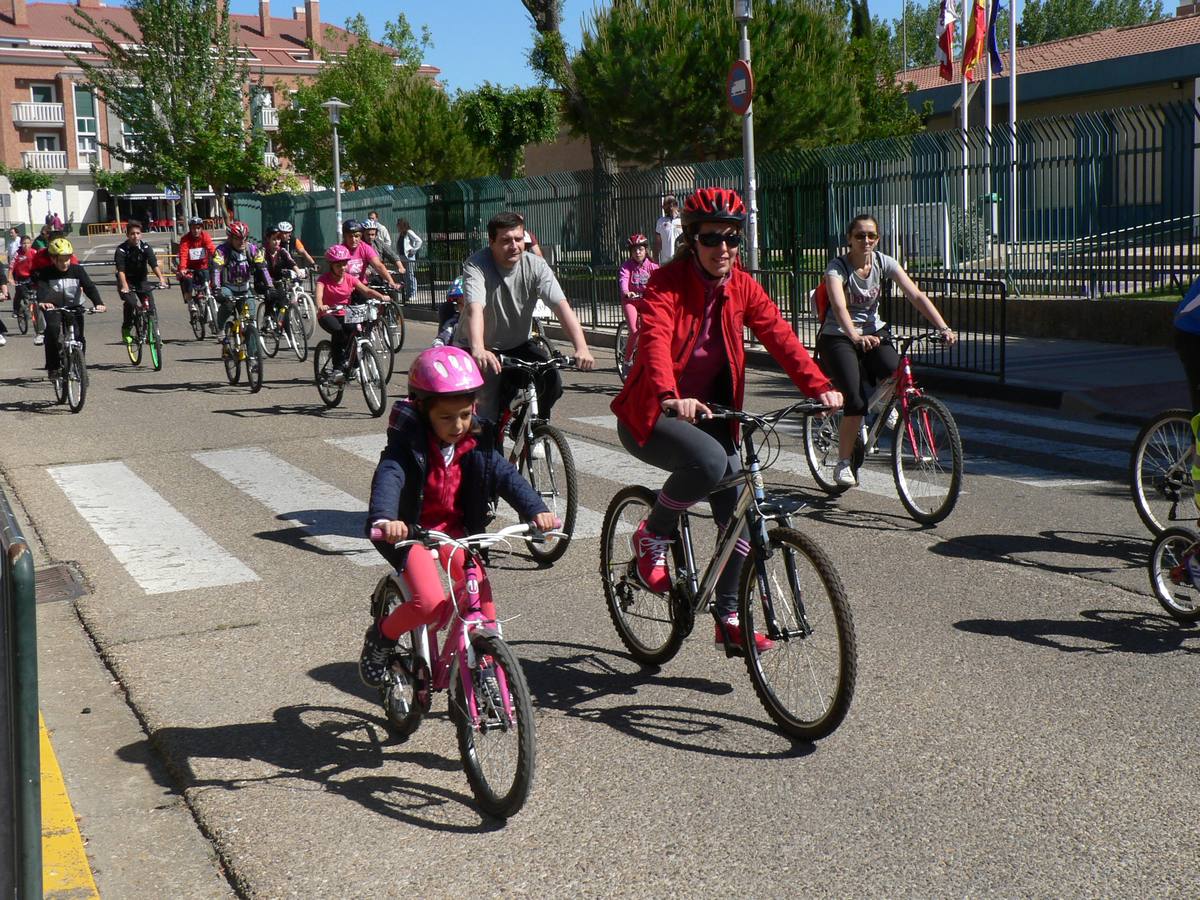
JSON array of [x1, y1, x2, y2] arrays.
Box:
[[4, 167, 54, 232], [1018, 0, 1162, 45], [849, 2, 926, 140], [90, 165, 137, 226], [67, 0, 258, 218], [456, 84, 559, 180]]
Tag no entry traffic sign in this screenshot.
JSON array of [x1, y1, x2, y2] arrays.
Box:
[[727, 59, 754, 116]]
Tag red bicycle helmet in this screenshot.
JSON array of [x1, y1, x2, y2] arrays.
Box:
[[681, 187, 747, 230], [627, 233, 649, 248], [227, 221, 250, 240]]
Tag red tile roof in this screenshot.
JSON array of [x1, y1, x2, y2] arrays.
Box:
[[898, 12, 1200, 91]]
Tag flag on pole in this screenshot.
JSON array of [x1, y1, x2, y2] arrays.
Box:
[[936, 0, 958, 82], [961, 0, 987, 82], [987, 0, 1005, 74]]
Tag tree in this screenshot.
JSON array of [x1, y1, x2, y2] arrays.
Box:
[[68, 0, 259, 218], [456, 84, 559, 180], [90, 165, 136, 226], [568, 0, 859, 164], [1018, 0, 1162, 45], [849, 2, 927, 141], [4, 167, 54, 232]]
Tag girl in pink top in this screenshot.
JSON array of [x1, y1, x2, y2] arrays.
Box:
[[316, 245, 388, 379], [618, 233, 659, 359]]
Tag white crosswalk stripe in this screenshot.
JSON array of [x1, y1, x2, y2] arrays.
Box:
[[194, 447, 381, 566], [48, 461, 259, 595]]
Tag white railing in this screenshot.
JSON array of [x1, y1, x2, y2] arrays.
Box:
[[257, 106, 279, 130], [11, 102, 65, 126], [20, 150, 67, 171], [262, 151, 279, 167]]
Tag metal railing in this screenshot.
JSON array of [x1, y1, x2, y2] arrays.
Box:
[[11, 101, 64, 126], [1, 486, 40, 898]]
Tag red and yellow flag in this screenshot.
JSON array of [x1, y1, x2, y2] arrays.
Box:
[[961, 0, 987, 82]]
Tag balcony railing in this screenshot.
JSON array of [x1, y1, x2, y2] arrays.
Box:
[[262, 151, 279, 168], [256, 106, 279, 130], [11, 102, 65, 126], [20, 150, 67, 171]]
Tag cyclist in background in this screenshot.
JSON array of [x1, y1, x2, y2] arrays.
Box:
[[340, 219, 400, 290], [362, 221, 402, 278], [211, 221, 271, 339], [262, 230, 298, 322], [177, 216, 215, 310], [35, 237, 105, 378], [275, 221, 315, 269], [618, 232, 658, 363], [433, 276, 465, 347], [114, 220, 167, 345], [610, 187, 842, 653], [1171, 277, 1200, 512]]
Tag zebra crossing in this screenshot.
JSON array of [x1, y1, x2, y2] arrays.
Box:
[[45, 399, 1138, 598]]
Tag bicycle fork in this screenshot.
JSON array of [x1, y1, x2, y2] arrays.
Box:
[[455, 553, 516, 728]]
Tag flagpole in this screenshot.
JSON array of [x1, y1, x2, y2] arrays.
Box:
[[1009, 0, 1018, 250], [984, 0, 995, 243], [961, 2, 970, 232]]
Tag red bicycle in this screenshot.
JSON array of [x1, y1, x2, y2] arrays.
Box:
[[802, 330, 964, 524]]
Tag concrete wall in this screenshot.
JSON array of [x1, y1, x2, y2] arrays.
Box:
[[1005, 297, 1176, 345]]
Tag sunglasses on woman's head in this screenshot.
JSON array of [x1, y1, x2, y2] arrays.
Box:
[[695, 232, 742, 248], [853, 231, 878, 241]]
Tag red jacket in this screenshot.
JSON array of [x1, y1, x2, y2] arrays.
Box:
[[419, 432, 477, 536], [178, 230, 216, 271], [611, 257, 833, 445]]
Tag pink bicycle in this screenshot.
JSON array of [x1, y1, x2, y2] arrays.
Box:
[[368, 521, 561, 818]]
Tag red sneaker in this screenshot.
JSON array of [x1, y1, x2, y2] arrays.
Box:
[[632, 519, 673, 594], [715, 617, 775, 653]]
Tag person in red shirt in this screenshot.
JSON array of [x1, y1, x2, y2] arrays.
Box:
[[177, 217, 216, 308], [8, 235, 41, 342]]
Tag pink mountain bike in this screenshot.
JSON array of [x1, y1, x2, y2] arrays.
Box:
[[368, 521, 561, 818]]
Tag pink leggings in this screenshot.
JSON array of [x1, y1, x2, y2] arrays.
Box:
[[621, 300, 640, 332], [379, 544, 495, 641]]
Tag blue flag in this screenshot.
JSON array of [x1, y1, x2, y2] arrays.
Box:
[[988, 0, 1005, 75]]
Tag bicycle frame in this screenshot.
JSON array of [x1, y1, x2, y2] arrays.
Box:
[[857, 332, 941, 455]]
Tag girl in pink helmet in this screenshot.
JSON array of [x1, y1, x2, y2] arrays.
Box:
[[358, 345, 559, 687], [316, 243, 389, 382], [617, 232, 659, 362]]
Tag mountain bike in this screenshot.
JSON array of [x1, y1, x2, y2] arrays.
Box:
[[220, 290, 265, 393], [494, 353, 578, 565], [380, 284, 405, 354], [599, 400, 856, 740], [312, 301, 387, 417], [281, 267, 317, 339], [48, 304, 97, 414], [1148, 526, 1200, 622], [124, 283, 167, 371], [256, 289, 308, 362], [1131, 409, 1194, 536], [187, 274, 218, 341], [368, 522, 562, 818], [802, 331, 964, 525], [13, 279, 34, 336]]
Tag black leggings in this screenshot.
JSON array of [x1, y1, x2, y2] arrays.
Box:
[[1175, 328, 1200, 413], [815, 332, 900, 416], [319, 313, 354, 367]]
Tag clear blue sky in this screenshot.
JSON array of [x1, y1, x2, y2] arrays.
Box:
[[229, 0, 911, 95]]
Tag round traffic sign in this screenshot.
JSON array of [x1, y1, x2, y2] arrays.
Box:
[[727, 59, 754, 116]]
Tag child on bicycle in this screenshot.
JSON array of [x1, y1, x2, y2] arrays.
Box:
[[432, 277, 465, 347], [359, 345, 558, 687], [618, 233, 659, 362]]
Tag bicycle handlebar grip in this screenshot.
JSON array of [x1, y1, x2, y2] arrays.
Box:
[[369, 527, 383, 541]]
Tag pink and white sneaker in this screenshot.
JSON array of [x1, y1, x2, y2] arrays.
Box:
[[632, 519, 673, 594]]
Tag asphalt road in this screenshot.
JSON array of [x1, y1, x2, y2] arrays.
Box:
[[1, 293, 1194, 898]]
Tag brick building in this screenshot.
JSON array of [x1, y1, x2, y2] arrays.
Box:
[[0, 0, 439, 229]]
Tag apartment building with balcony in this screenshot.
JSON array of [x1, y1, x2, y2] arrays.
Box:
[[0, 0, 439, 229]]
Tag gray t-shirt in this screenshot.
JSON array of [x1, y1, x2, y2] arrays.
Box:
[[452, 247, 566, 351], [819, 250, 899, 337]]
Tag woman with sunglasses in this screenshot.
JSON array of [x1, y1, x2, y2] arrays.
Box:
[[819, 213, 957, 488], [611, 187, 843, 652]]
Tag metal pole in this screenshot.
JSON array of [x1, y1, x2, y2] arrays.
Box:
[[985, 0, 996, 241], [331, 123, 343, 235], [185, 174, 193, 222], [1009, 0, 1019, 247], [738, 19, 760, 270]]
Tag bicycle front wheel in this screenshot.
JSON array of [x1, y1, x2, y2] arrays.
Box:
[[245, 325, 264, 393], [65, 346, 87, 413], [205, 296, 219, 340], [297, 291, 316, 338], [257, 304, 280, 358], [892, 395, 963, 525], [285, 306, 308, 361], [189, 302, 205, 340], [450, 632, 535, 819], [313, 340, 343, 407], [127, 313, 144, 365], [358, 345, 387, 417], [1131, 410, 1194, 536], [222, 324, 242, 385], [600, 485, 686, 665], [802, 410, 851, 495], [521, 423, 577, 564], [368, 326, 395, 384], [738, 526, 856, 740], [383, 301, 405, 352], [1148, 527, 1200, 622], [16, 301, 28, 335]]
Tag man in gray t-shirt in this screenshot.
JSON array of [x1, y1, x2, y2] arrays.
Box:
[[453, 211, 595, 421]]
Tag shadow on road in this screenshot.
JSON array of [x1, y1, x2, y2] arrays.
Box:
[[116, 380, 246, 395], [117, 704, 502, 833], [213, 402, 366, 419], [931, 529, 1148, 575], [955, 607, 1199, 654], [0, 376, 66, 412]]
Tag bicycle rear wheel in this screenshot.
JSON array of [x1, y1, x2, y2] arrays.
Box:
[[313, 340, 343, 407], [450, 632, 535, 819], [383, 301, 405, 352], [148, 316, 163, 371], [614, 322, 634, 382], [599, 485, 686, 665], [222, 323, 242, 385], [892, 395, 963, 525], [1131, 410, 1193, 536], [285, 306, 308, 361], [738, 526, 856, 740], [358, 345, 387, 417], [127, 312, 144, 365], [520, 423, 577, 564], [65, 346, 87, 413], [1148, 527, 1200, 622], [802, 410, 852, 495], [245, 324, 264, 393]]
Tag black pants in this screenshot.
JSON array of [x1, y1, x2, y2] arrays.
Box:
[[497, 338, 563, 422], [1175, 328, 1200, 413], [43, 306, 85, 371], [121, 287, 156, 329], [319, 313, 354, 368], [815, 331, 900, 416]]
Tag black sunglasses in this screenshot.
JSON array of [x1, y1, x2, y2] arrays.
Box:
[[695, 232, 742, 248], [852, 231, 879, 241]]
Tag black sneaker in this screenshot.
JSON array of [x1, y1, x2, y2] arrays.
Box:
[[358, 623, 396, 688]]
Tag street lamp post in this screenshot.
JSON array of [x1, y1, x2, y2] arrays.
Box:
[[733, 0, 759, 270], [321, 98, 349, 234]]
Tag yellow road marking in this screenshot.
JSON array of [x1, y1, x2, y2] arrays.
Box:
[[40, 714, 100, 899]]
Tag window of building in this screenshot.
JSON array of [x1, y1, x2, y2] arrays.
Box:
[[74, 85, 99, 168], [30, 83, 57, 104], [34, 134, 61, 152], [121, 120, 139, 155]]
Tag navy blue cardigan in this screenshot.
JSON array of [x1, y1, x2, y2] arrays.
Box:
[[366, 400, 547, 537]]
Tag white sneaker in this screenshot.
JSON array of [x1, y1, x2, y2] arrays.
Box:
[[884, 406, 900, 430], [833, 458, 856, 487], [0, 334, 6, 346], [33, 334, 44, 346]]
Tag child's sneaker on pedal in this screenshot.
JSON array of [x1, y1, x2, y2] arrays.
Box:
[[632, 519, 672, 593], [715, 614, 776, 653], [359, 622, 397, 688], [833, 458, 856, 487], [121, 325, 132, 344]]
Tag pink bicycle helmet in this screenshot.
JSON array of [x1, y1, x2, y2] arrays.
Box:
[[325, 244, 351, 263], [408, 345, 484, 396]]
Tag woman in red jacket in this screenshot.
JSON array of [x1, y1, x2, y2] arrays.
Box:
[[611, 187, 842, 652]]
